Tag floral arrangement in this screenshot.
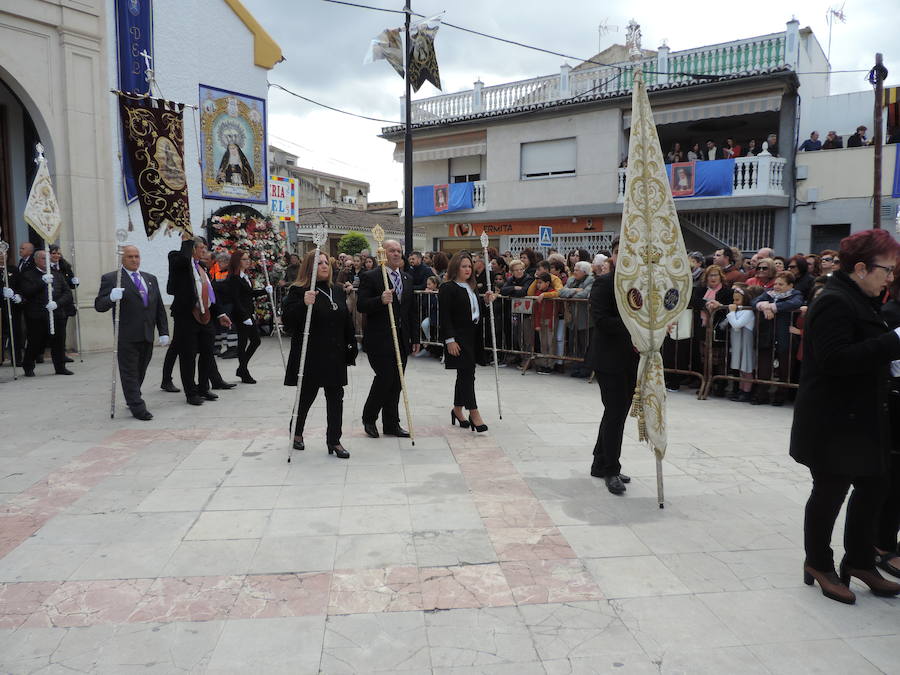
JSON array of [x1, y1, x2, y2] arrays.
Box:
[[209, 212, 287, 325]]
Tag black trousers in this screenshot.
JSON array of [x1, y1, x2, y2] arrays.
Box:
[[804, 469, 889, 571], [876, 455, 900, 552], [294, 381, 344, 444], [162, 340, 178, 383], [363, 351, 407, 428], [119, 340, 153, 410], [174, 317, 215, 397], [23, 315, 67, 372], [237, 322, 261, 372], [592, 368, 637, 477], [453, 367, 477, 410], [1, 303, 24, 363]]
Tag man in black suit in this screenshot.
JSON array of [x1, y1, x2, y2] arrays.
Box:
[[357, 239, 419, 437], [17, 241, 35, 273], [19, 249, 74, 377], [95, 245, 169, 420], [586, 238, 638, 495], [167, 232, 232, 406]]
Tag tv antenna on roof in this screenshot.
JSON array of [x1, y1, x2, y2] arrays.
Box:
[[826, 3, 847, 63], [598, 18, 620, 53]]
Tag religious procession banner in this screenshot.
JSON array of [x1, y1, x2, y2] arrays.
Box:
[[408, 15, 442, 92], [614, 53, 692, 461], [118, 94, 192, 237], [199, 84, 267, 204], [364, 27, 404, 78], [23, 144, 62, 243]]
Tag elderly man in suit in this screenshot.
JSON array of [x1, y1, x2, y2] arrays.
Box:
[[19, 249, 74, 377], [95, 245, 169, 420], [357, 239, 419, 438]]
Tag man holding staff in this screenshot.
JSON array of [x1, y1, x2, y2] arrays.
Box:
[[95, 245, 169, 420], [357, 238, 419, 438], [19, 249, 73, 377]]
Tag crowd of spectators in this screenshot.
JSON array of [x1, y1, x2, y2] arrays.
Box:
[[663, 133, 779, 163]]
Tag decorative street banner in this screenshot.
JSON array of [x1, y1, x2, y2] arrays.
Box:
[[24, 144, 62, 243], [364, 27, 404, 78], [413, 182, 473, 217], [408, 15, 442, 92], [665, 159, 734, 198], [199, 84, 267, 204], [269, 176, 296, 221], [114, 0, 154, 201], [118, 95, 192, 237]]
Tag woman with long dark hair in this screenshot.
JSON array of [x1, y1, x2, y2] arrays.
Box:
[[282, 250, 357, 458], [224, 250, 271, 384], [440, 252, 495, 432]]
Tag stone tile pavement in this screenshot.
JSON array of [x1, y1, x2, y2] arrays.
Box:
[[0, 340, 897, 674]]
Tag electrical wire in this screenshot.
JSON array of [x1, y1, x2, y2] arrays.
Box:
[[268, 82, 402, 124]]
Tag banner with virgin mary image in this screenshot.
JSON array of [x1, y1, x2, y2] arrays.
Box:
[[118, 94, 192, 237], [199, 84, 267, 204]]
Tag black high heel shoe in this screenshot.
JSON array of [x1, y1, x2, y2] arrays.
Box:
[[468, 416, 488, 433], [328, 443, 350, 459], [451, 410, 471, 428]]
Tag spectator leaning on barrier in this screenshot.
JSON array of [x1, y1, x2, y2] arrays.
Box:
[[799, 131, 822, 152], [530, 271, 561, 374], [748, 257, 777, 289], [592, 254, 609, 277], [723, 284, 763, 402], [751, 271, 804, 406], [847, 125, 869, 148], [787, 255, 815, 301], [822, 130, 843, 149], [519, 248, 538, 277], [559, 260, 595, 378]]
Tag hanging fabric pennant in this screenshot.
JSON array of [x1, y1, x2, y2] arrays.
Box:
[[408, 15, 442, 92], [614, 21, 691, 465], [118, 94, 192, 237], [364, 27, 405, 78], [24, 144, 63, 243]]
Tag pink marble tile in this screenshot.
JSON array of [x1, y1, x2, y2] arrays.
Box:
[[419, 564, 515, 610], [475, 499, 555, 529], [0, 581, 60, 629], [127, 575, 243, 623], [500, 559, 603, 605], [23, 578, 154, 628], [450, 446, 506, 463], [488, 527, 578, 561], [459, 459, 519, 480], [447, 435, 503, 450], [232, 573, 330, 618], [328, 566, 422, 614], [466, 476, 536, 501], [0, 516, 42, 558]]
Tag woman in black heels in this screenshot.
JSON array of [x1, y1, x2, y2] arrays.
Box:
[[439, 252, 495, 432], [224, 250, 271, 384], [282, 250, 357, 458]]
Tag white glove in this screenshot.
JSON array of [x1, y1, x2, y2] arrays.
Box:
[[42, 273, 53, 284], [264, 284, 273, 294], [70, 277, 79, 286], [12, 294, 21, 304], [110, 287, 124, 301], [46, 300, 58, 311], [2, 287, 12, 299], [158, 335, 170, 347], [243, 318, 253, 326]]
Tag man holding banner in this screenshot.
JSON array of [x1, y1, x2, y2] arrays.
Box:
[[19, 250, 73, 377]]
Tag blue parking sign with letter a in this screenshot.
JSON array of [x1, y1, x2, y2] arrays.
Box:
[[539, 226, 553, 247]]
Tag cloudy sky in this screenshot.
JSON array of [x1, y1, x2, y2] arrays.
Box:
[[245, 0, 899, 202]]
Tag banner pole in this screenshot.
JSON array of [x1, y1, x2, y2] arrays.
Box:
[[480, 232, 502, 419], [0, 241, 18, 380], [68, 242, 84, 361]]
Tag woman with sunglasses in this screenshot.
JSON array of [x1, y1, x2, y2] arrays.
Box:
[[747, 257, 776, 289]]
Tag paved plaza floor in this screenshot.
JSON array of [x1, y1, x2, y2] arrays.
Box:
[[0, 339, 897, 674]]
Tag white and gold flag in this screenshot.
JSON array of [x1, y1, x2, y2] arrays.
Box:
[[23, 144, 62, 243]]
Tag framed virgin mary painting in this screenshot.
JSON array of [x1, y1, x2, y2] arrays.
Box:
[[199, 84, 267, 203]]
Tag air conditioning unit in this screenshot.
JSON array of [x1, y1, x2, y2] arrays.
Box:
[[806, 187, 819, 203], [881, 200, 898, 221], [795, 165, 809, 180]]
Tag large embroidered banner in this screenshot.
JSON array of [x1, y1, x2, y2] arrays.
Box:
[[118, 94, 192, 237], [199, 84, 267, 204], [24, 144, 63, 243]]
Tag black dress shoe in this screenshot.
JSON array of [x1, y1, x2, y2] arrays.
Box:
[[605, 475, 626, 495], [590, 470, 631, 484], [200, 391, 218, 401], [293, 437, 305, 451], [328, 443, 350, 459], [130, 408, 153, 421], [383, 426, 410, 438], [55, 368, 74, 375], [362, 422, 380, 438], [210, 381, 236, 390], [64, 355, 74, 363], [186, 395, 204, 406], [239, 373, 257, 384], [619, 473, 631, 484], [24, 369, 35, 377], [161, 381, 181, 393]]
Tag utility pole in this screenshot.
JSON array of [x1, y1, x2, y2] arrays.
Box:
[[403, 2, 414, 252], [871, 53, 887, 228]]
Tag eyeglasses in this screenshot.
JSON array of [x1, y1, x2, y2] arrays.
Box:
[[757, 266, 769, 271], [871, 264, 894, 274], [821, 257, 833, 262]]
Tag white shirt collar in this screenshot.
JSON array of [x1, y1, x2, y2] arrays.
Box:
[[123, 267, 142, 276]]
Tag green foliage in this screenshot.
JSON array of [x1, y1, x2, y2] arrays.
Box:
[[337, 231, 369, 256]]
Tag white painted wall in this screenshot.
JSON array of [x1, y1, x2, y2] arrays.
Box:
[[799, 91, 875, 144], [103, 0, 273, 303]]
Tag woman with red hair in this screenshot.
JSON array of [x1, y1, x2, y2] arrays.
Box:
[[791, 229, 900, 603]]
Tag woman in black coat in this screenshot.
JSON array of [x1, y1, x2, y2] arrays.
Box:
[[790, 229, 900, 603], [282, 250, 357, 458], [224, 251, 271, 384], [439, 251, 495, 432], [877, 271, 900, 579]]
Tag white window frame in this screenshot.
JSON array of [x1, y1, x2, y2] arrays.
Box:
[[520, 138, 576, 180]]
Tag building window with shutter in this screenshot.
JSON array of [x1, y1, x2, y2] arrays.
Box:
[[520, 138, 576, 179]]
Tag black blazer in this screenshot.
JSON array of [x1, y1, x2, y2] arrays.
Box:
[[18, 266, 73, 320], [356, 266, 418, 357], [790, 272, 900, 476], [167, 239, 223, 322], [223, 274, 267, 324], [585, 272, 638, 375], [438, 281, 485, 370], [95, 268, 168, 344], [282, 284, 357, 388]]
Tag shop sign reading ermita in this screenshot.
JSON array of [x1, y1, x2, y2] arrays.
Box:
[[447, 217, 602, 237]]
